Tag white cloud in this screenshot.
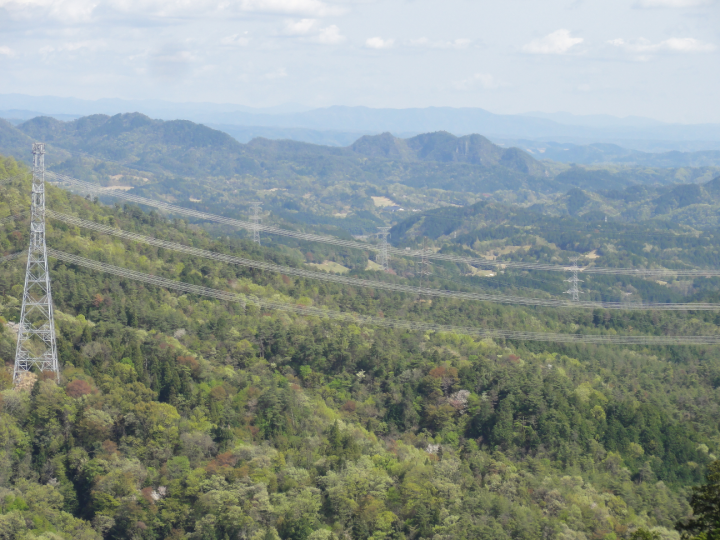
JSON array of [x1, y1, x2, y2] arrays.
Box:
[[609, 37, 716, 55], [635, 0, 714, 7], [0, 0, 341, 23], [365, 37, 394, 49], [39, 40, 104, 55], [0, 46, 15, 56], [221, 33, 250, 46], [283, 18, 318, 35], [313, 25, 344, 44], [523, 29, 583, 55], [453, 72, 502, 91], [408, 37, 471, 49], [237, 0, 340, 16], [282, 19, 344, 44], [0, 0, 98, 23]]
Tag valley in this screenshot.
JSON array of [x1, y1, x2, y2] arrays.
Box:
[[2, 113, 720, 540]]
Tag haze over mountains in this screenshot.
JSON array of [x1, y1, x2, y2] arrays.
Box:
[[3, 94, 720, 156], [0, 113, 554, 193], [3, 112, 720, 204]]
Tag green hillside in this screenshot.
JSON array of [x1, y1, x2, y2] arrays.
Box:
[[350, 132, 545, 175], [515, 175, 720, 230], [4, 114, 720, 250], [5, 114, 549, 193], [4, 154, 720, 539], [6, 113, 718, 202]]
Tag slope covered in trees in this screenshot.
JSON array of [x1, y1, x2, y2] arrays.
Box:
[[1, 114, 549, 193], [3, 155, 720, 539], [4, 114, 719, 201]]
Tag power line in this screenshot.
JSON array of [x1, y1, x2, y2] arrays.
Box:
[[0, 252, 23, 265], [0, 212, 27, 225], [34, 148, 714, 243], [399, 205, 709, 240], [46, 170, 390, 248], [0, 174, 29, 187], [44, 170, 720, 277], [46, 210, 720, 311], [0, 198, 670, 303], [377, 227, 391, 272], [46, 248, 720, 345], [565, 258, 583, 302], [250, 202, 262, 245]]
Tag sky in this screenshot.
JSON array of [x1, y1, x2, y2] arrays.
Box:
[[0, 0, 718, 123]]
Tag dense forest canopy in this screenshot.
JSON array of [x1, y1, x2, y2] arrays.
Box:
[[3, 141, 720, 540]]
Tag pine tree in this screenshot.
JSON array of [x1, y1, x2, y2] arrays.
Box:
[[676, 460, 720, 539]]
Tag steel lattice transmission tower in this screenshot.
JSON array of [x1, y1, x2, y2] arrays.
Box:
[[377, 227, 391, 272], [14, 143, 59, 383], [564, 257, 583, 302], [250, 202, 262, 245]]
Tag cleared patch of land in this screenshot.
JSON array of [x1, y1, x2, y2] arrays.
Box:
[[371, 196, 397, 207], [468, 267, 496, 277], [110, 174, 149, 182], [482, 245, 531, 260], [307, 261, 350, 274]]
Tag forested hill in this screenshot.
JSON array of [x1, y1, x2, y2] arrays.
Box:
[[3, 154, 720, 539], [390, 192, 720, 261], [519, 174, 720, 229], [0, 113, 554, 193], [350, 132, 545, 176], [4, 113, 720, 198]]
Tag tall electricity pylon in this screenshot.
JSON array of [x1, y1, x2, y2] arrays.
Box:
[[14, 143, 59, 383], [250, 202, 262, 245], [564, 257, 583, 302], [377, 227, 391, 272]]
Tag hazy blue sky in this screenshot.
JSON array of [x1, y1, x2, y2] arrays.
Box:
[[0, 0, 718, 123]]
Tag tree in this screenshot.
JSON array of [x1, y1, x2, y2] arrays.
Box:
[[677, 460, 720, 539], [631, 529, 661, 540]]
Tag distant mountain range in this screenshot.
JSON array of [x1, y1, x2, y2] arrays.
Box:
[[495, 140, 720, 168], [0, 113, 556, 193], [2, 94, 720, 154], [2, 113, 719, 198]]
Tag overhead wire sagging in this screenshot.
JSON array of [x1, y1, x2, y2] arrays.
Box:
[[46, 248, 720, 345], [5, 170, 720, 344], [0, 212, 28, 225], [0, 174, 28, 187], [0, 252, 24, 264], [45, 170, 720, 277], [47, 210, 720, 311]]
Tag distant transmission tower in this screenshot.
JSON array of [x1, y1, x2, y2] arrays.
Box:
[[14, 143, 59, 383], [377, 227, 391, 272], [564, 257, 583, 302], [250, 202, 262, 245]]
